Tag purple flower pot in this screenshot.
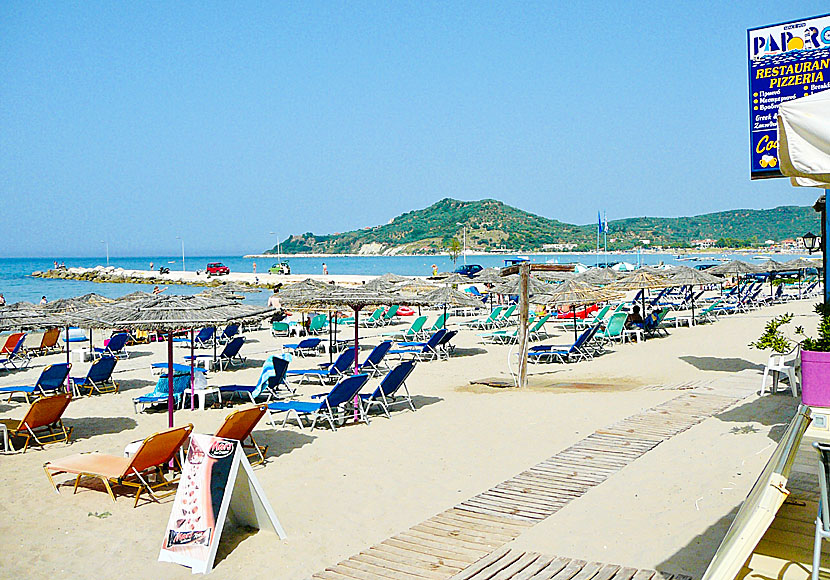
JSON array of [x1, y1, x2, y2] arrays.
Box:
[[801, 349, 830, 407]]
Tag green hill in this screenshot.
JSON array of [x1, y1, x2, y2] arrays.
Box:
[[271, 198, 819, 254]]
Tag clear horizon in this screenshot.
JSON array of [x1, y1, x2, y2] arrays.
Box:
[[2, 2, 826, 257]]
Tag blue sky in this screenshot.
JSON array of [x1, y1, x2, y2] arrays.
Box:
[[1, 2, 826, 257]]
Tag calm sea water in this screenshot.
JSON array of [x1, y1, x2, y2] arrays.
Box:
[[0, 253, 800, 305]]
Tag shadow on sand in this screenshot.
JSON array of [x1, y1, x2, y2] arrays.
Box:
[[251, 429, 316, 459], [67, 415, 139, 442], [679, 355, 765, 373]]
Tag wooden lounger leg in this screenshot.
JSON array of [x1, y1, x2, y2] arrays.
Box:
[[43, 465, 60, 493], [101, 478, 117, 503]]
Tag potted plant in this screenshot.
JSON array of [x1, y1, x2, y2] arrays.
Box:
[[797, 303, 830, 406]]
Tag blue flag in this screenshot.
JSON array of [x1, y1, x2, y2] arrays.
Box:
[[598, 211, 604, 233]]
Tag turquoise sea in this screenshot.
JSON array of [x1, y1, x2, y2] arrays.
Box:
[[0, 253, 803, 305]]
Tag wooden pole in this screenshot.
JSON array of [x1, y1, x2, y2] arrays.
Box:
[[517, 262, 530, 388]]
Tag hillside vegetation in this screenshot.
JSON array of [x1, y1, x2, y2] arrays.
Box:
[[273, 198, 818, 255]]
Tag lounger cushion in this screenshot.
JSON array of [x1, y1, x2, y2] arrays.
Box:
[[46, 453, 131, 480], [268, 401, 322, 414]]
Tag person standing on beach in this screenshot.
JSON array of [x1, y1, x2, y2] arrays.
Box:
[[432, 264, 438, 276], [150, 261, 154, 271], [322, 262, 328, 275], [253, 261, 257, 274], [0, 293, 5, 306]]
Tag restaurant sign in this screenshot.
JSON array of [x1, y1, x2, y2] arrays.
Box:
[[748, 14, 830, 179]]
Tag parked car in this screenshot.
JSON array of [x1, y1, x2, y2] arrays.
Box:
[[206, 262, 230, 276], [453, 264, 483, 277], [268, 262, 291, 275]]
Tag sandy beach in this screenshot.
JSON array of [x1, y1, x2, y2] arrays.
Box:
[[0, 295, 815, 579]]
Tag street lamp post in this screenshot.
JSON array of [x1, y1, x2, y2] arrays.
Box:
[[269, 231, 281, 263], [456, 222, 467, 265], [100, 240, 109, 266], [176, 236, 185, 272]]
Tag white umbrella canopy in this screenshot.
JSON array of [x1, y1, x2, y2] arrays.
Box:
[[777, 90, 830, 181]]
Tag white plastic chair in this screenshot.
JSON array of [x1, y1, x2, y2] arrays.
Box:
[[761, 347, 800, 397]]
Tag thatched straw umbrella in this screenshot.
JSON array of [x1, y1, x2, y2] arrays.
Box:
[[418, 286, 484, 328], [46, 293, 118, 360], [664, 266, 722, 322], [609, 270, 675, 321], [573, 267, 619, 286], [362, 273, 413, 292], [543, 280, 623, 341], [76, 295, 271, 427]]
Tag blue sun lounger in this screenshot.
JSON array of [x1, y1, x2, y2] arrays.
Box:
[[390, 329, 447, 361], [173, 327, 215, 348], [354, 341, 393, 376], [283, 337, 322, 357], [93, 332, 130, 359], [359, 361, 417, 417], [286, 347, 356, 385], [220, 355, 293, 403], [70, 356, 118, 396], [132, 372, 192, 413], [267, 373, 370, 431], [0, 363, 71, 403]]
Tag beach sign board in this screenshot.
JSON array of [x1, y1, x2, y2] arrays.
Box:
[[158, 434, 286, 574], [748, 13, 830, 179]]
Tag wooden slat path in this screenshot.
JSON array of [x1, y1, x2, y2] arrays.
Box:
[[309, 392, 741, 580], [446, 549, 693, 580]]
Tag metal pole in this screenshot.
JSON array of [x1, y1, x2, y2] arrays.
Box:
[[824, 191, 829, 307], [517, 262, 530, 388], [167, 331, 174, 428], [190, 328, 195, 411], [463, 227, 467, 265]]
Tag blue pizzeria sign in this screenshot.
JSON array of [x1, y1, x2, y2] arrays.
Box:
[[748, 14, 830, 179]]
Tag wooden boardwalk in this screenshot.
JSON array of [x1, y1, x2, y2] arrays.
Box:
[[448, 548, 693, 580], [309, 389, 745, 580]]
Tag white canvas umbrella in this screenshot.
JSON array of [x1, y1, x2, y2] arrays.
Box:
[[778, 92, 830, 306]]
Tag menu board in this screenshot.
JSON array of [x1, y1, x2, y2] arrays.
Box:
[[159, 434, 285, 574], [747, 14, 830, 179]]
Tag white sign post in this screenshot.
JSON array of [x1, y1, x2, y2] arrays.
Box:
[[158, 434, 285, 574]]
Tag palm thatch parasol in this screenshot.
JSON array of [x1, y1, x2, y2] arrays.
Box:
[[0, 304, 67, 332], [573, 267, 619, 285], [418, 286, 484, 328], [609, 270, 675, 322], [436, 273, 471, 286], [491, 276, 556, 298], [472, 269, 506, 285], [706, 260, 761, 276], [76, 294, 272, 427], [544, 280, 623, 341], [362, 273, 413, 292], [664, 266, 722, 321]]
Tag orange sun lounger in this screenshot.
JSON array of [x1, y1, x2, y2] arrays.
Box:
[[0, 392, 73, 453], [214, 405, 269, 465], [43, 423, 193, 507]]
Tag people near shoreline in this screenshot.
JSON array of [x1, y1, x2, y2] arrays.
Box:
[[268, 285, 287, 322], [150, 261, 154, 271], [253, 261, 257, 274], [322, 262, 328, 275], [0, 293, 5, 306], [39, 296, 48, 305], [432, 264, 438, 276], [626, 304, 644, 329], [152, 285, 167, 295], [53, 261, 58, 269]]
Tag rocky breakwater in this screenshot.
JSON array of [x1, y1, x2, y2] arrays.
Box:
[[31, 266, 269, 290]]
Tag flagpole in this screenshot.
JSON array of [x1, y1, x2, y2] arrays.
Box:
[[603, 212, 607, 268]]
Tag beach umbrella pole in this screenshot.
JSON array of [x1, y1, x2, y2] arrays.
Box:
[[572, 306, 577, 342], [328, 312, 333, 365], [190, 328, 195, 410], [353, 307, 360, 422], [65, 326, 71, 391], [167, 332, 174, 428]]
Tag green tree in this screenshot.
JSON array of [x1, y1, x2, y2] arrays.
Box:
[[445, 237, 462, 264]]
